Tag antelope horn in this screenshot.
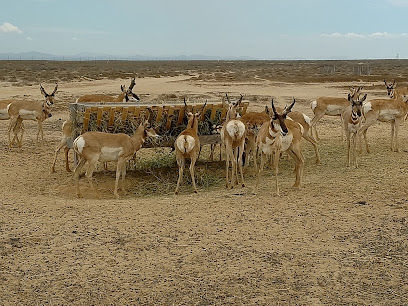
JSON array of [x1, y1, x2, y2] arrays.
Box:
[[198, 100, 208, 116], [40, 84, 47, 96], [284, 98, 296, 115], [51, 84, 58, 95], [129, 77, 136, 90], [236, 94, 243, 105], [225, 93, 231, 104], [271, 98, 278, 115]]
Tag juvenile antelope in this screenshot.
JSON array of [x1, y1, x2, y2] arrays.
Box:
[[254, 99, 304, 195], [384, 79, 408, 99], [9, 108, 52, 148], [73, 112, 158, 199], [7, 84, 57, 147], [51, 120, 73, 173], [221, 94, 246, 188], [359, 95, 408, 153], [76, 77, 140, 103], [341, 93, 367, 167], [310, 86, 363, 140], [239, 111, 269, 170], [174, 100, 207, 194]]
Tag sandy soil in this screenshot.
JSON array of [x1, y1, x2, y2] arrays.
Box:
[[1, 75, 408, 305]]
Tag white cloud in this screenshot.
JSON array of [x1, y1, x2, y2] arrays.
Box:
[[26, 36, 33, 40], [0, 22, 23, 34], [72, 37, 78, 41], [321, 32, 408, 39]]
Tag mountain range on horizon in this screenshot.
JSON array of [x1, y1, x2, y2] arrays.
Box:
[[0, 51, 256, 61]]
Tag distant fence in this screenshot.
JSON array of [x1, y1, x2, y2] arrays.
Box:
[[353, 65, 371, 75]]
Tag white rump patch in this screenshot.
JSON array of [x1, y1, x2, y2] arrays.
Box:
[[74, 136, 85, 154], [226, 120, 245, 139], [176, 135, 195, 153], [18, 109, 38, 120], [379, 109, 400, 121], [363, 102, 372, 114], [302, 113, 311, 126], [310, 100, 317, 111], [325, 105, 343, 116], [99, 147, 123, 162]]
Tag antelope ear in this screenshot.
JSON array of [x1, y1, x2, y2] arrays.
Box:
[[360, 93, 367, 103], [348, 93, 352, 102], [121, 85, 126, 92]]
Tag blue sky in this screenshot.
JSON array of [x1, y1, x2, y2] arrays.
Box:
[[1, 0, 408, 59]]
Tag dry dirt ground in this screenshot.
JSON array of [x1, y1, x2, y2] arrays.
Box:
[[1, 62, 408, 305]]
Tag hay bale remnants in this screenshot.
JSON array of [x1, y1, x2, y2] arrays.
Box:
[[69, 101, 249, 147]]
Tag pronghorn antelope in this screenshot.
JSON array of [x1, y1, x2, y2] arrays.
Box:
[[384, 79, 408, 99], [239, 111, 269, 170], [310, 86, 363, 140], [9, 108, 52, 148], [7, 84, 58, 147], [174, 100, 207, 194], [209, 124, 223, 161], [73, 111, 158, 199], [359, 95, 408, 153], [254, 99, 304, 195], [240, 108, 320, 166], [341, 93, 367, 167], [221, 93, 246, 188], [76, 77, 140, 103], [51, 120, 73, 173], [1, 100, 23, 145]]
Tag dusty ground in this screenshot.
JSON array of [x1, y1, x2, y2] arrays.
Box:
[[1, 61, 408, 305]]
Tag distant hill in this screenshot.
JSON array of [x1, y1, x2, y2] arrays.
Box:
[[0, 51, 254, 61]]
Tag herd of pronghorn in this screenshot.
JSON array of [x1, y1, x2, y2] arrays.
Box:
[[1, 78, 407, 198]]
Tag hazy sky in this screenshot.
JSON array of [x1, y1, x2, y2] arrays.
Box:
[[1, 0, 408, 59]]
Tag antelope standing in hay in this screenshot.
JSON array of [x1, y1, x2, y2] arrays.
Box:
[[73, 111, 158, 199], [341, 93, 367, 167], [253, 99, 304, 195], [7, 84, 57, 147], [359, 95, 408, 153], [310, 86, 363, 140], [221, 93, 246, 189], [51, 120, 73, 173], [174, 100, 207, 194], [76, 77, 140, 103]]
